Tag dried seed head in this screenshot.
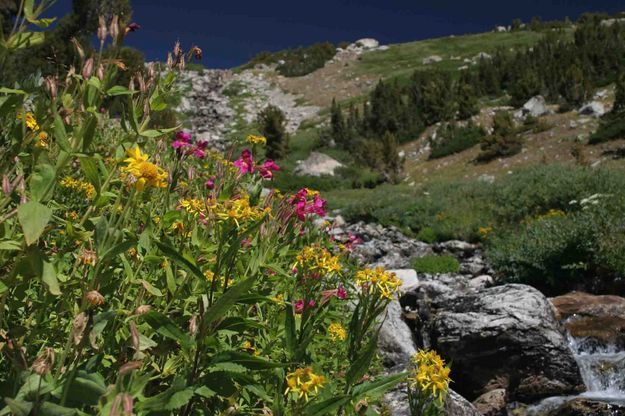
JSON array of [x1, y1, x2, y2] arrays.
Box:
[[125, 22, 141, 35], [173, 41, 182, 60], [190, 46, 203, 60], [31, 347, 55, 375], [166, 52, 174, 69], [2, 175, 12, 195], [97, 16, 108, 43], [72, 312, 88, 345], [79, 249, 97, 266], [122, 393, 133, 415], [129, 321, 140, 351], [134, 304, 151, 315], [119, 360, 142, 376], [82, 57, 94, 79], [146, 62, 155, 80], [86, 290, 105, 306], [189, 314, 198, 337]]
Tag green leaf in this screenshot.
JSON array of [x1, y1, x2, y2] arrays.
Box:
[[346, 329, 380, 387], [138, 378, 193, 411], [0, 280, 7, 294], [5, 31, 45, 49], [3, 398, 32, 416], [0, 240, 21, 250], [79, 156, 100, 192], [99, 240, 135, 265], [0, 87, 27, 95], [351, 372, 407, 400], [53, 114, 71, 153], [304, 395, 351, 416], [202, 277, 255, 331], [30, 161, 56, 202], [285, 303, 296, 356], [194, 386, 216, 398], [107, 86, 136, 96], [156, 241, 205, 281], [142, 311, 193, 348], [210, 351, 284, 370], [81, 115, 97, 151], [42, 260, 61, 295], [139, 126, 179, 138], [38, 402, 78, 416], [17, 201, 52, 245], [65, 371, 106, 406], [141, 279, 163, 297]]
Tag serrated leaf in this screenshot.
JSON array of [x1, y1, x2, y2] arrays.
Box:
[[207, 362, 247, 373], [194, 386, 216, 398], [17, 201, 52, 245], [202, 277, 255, 332]]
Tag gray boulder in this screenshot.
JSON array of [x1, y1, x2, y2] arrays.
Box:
[[422, 55, 443, 65], [293, 152, 343, 177], [422, 284, 584, 402], [522, 95, 550, 118], [578, 101, 606, 117]]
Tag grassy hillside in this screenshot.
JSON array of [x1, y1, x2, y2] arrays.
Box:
[[354, 31, 548, 81]]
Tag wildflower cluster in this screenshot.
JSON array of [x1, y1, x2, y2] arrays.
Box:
[[247, 134, 267, 145], [328, 322, 347, 341], [233, 148, 281, 179], [121, 147, 168, 191], [290, 187, 326, 221], [59, 177, 96, 199], [171, 130, 209, 159], [213, 195, 270, 226], [355, 267, 402, 299], [17, 111, 48, 148], [294, 245, 342, 276], [407, 349, 451, 415], [285, 367, 326, 401]]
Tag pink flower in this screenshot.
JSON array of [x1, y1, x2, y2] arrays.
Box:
[[336, 285, 348, 300], [233, 149, 254, 174], [294, 299, 316, 314], [241, 239, 252, 248], [205, 177, 215, 190], [191, 140, 208, 159], [311, 195, 327, 217], [289, 188, 327, 221], [126, 22, 141, 32], [258, 159, 280, 179], [172, 131, 192, 150]]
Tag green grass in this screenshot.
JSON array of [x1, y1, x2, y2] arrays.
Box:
[[412, 255, 460, 274], [354, 31, 548, 82]]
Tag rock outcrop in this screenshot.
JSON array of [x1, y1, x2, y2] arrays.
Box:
[[516, 95, 550, 119], [414, 284, 584, 402], [578, 101, 606, 117], [293, 152, 343, 177]]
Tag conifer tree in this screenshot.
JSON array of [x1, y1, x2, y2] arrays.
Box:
[[258, 105, 288, 160]]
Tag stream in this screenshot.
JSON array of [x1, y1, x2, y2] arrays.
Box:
[[526, 325, 625, 415]]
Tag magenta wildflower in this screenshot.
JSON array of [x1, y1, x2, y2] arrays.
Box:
[[258, 159, 280, 179], [233, 149, 254, 174], [205, 177, 215, 190], [172, 131, 192, 150]]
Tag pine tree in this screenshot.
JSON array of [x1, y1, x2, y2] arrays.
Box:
[[613, 74, 625, 114], [381, 131, 402, 182], [257, 105, 288, 160], [330, 98, 348, 148], [457, 81, 479, 120]]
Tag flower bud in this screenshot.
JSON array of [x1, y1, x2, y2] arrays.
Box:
[[72, 312, 88, 345], [136, 73, 146, 94], [97, 16, 108, 44], [71, 37, 84, 59], [190, 46, 202, 60], [109, 15, 119, 42], [134, 305, 151, 315], [166, 52, 174, 69], [189, 314, 198, 337], [96, 64, 105, 81], [2, 175, 12, 195], [44, 76, 57, 100], [82, 57, 94, 79], [86, 290, 105, 306], [125, 22, 141, 35], [173, 41, 182, 60]]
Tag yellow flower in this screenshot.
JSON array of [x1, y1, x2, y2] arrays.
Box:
[[409, 349, 451, 404], [327, 322, 347, 342], [121, 147, 168, 191], [18, 112, 39, 131], [355, 267, 402, 300], [59, 177, 96, 199], [293, 245, 342, 276], [170, 220, 190, 237], [35, 131, 49, 148], [478, 226, 493, 238], [203, 270, 215, 281], [285, 367, 325, 401], [213, 196, 269, 227], [178, 198, 205, 215], [247, 134, 267, 145]]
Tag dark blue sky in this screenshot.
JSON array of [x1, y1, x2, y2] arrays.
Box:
[[49, 0, 624, 68]]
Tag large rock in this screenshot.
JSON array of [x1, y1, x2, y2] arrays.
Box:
[[293, 152, 343, 177], [551, 291, 625, 348], [422, 55, 443, 65], [355, 38, 379, 49], [578, 101, 606, 117], [413, 284, 583, 402], [521, 95, 550, 118], [472, 388, 507, 416]]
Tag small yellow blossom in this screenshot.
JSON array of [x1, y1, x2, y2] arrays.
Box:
[[327, 322, 347, 342], [60, 177, 96, 199], [246, 134, 267, 145], [213, 196, 270, 227], [121, 147, 168, 191], [178, 198, 205, 215], [409, 349, 451, 404], [478, 226, 493, 238], [203, 270, 215, 281], [285, 367, 325, 401], [355, 267, 402, 300], [293, 245, 342, 276], [35, 131, 49, 148], [18, 112, 40, 131]]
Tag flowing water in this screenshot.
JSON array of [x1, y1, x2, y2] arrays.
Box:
[[525, 330, 625, 415]]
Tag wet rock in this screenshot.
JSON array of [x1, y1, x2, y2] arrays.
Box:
[[414, 284, 583, 402], [548, 399, 625, 416], [472, 388, 507, 416], [551, 291, 625, 348], [293, 152, 343, 177]]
